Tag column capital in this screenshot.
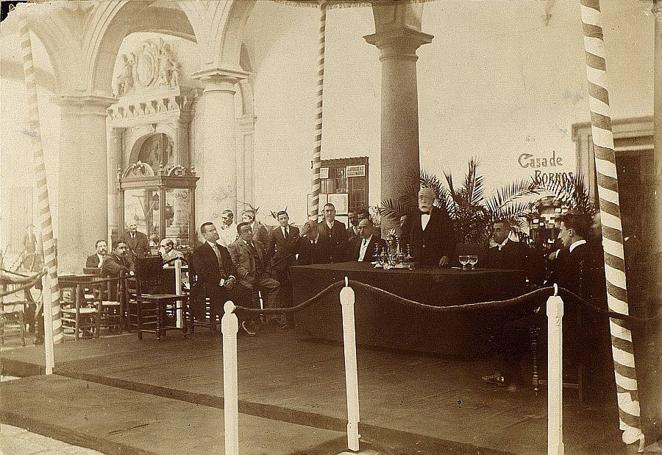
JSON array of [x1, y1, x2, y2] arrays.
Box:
[[192, 66, 250, 94], [52, 94, 116, 116], [364, 27, 433, 61]]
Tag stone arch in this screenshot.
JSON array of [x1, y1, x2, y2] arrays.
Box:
[[210, 0, 257, 68], [85, 1, 203, 95], [128, 129, 176, 168]]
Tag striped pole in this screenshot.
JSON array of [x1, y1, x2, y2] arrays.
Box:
[[579, 0, 643, 447], [309, 0, 327, 218], [19, 18, 63, 347]]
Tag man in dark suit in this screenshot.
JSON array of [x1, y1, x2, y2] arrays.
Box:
[[298, 219, 330, 265], [101, 241, 133, 278], [190, 222, 250, 334], [85, 239, 108, 269], [120, 223, 149, 264], [485, 220, 528, 270], [351, 218, 387, 262], [318, 203, 349, 263], [400, 187, 455, 267], [267, 211, 299, 312], [346, 211, 360, 243]]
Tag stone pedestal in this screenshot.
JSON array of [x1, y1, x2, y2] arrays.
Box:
[[192, 67, 248, 221], [365, 27, 432, 234], [55, 95, 114, 272]]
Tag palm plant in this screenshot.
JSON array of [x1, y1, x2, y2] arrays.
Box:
[[537, 172, 597, 220], [380, 157, 538, 244]]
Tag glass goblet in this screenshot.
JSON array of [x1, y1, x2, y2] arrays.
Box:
[[468, 255, 478, 270], [459, 255, 469, 270]]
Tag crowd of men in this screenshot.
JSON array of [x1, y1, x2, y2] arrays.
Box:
[[82, 187, 606, 352]]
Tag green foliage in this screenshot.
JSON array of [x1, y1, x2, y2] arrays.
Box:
[[380, 157, 538, 244], [538, 173, 598, 219]]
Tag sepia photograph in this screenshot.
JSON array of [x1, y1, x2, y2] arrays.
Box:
[[0, 0, 661, 453]]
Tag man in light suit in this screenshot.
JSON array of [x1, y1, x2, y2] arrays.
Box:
[[318, 203, 349, 263], [351, 218, 387, 262], [85, 239, 108, 269], [400, 187, 455, 267], [120, 223, 150, 264], [241, 209, 269, 256], [230, 222, 283, 328]]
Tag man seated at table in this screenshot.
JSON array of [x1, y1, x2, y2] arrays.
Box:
[[101, 241, 133, 278], [351, 218, 387, 262], [230, 222, 283, 330], [298, 218, 330, 265], [85, 239, 108, 269], [400, 187, 455, 267], [160, 239, 184, 264], [485, 220, 527, 270]]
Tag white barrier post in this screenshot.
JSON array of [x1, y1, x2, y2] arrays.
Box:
[[547, 289, 564, 455], [221, 301, 239, 455], [340, 277, 360, 452], [175, 259, 183, 329], [43, 275, 55, 375]]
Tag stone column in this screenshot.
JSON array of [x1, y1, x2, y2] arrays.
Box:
[[192, 67, 248, 221], [54, 95, 114, 272], [654, 1, 662, 256], [236, 113, 257, 211], [365, 27, 432, 233], [107, 127, 124, 244]]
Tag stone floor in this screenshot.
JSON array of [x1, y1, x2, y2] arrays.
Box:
[[0, 423, 103, 455]]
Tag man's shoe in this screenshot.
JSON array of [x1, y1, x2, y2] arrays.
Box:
[[482, 373, 506, 386], [240, 321, 256, 337]]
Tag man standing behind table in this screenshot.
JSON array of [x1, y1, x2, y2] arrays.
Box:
[[230, 222, 283, 329], [318, 203, 349, 263], [120, 223, 150, 264], [346, 211, 360, 243], [298, 218, 330, 265], [400, 187, 455, 267], [351, 218, 387, 262], [190, 223, 250, 334], [86, 240, 108, 268], [267, 211, 299, 300], [216, 209, 237, 248]]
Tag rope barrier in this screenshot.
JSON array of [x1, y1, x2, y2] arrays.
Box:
[[231, 279, 660, 324], [0, 270, 46, 298], [162, 257, 189, 266]]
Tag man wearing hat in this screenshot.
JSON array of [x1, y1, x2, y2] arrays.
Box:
[[400, 187, 455, 267]]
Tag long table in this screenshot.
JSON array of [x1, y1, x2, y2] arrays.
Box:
[[291, 262, 527, 357]]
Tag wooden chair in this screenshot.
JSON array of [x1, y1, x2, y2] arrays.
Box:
[[90, 274, 126, 334], [134, 256, 188, 340], [0, 280, 29, 346], [61, 284, 100, 340]]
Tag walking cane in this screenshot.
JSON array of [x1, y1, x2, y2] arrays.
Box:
[[258, 289, 265, 324]]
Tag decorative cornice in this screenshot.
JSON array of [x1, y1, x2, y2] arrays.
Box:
[[192, 66, 250, 92], [106, 87, 198, 127]]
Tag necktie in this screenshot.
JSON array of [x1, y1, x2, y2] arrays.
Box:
[[211, 243, 224, 272], [285, 227, 289, 238]]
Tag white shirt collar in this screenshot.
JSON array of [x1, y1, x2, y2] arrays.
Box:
[[207, 241, 219, 248], [569, 239, 587, 253], [497, 238, 509, 251], [326, 220, 334, 229], [362, 235, 373, 246]]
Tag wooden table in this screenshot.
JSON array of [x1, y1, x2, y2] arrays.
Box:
[[291, 262, 527, 357]]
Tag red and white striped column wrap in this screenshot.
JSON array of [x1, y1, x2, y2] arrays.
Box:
[[19, 18, 63, 343], [309, 0, 327, 218], [579, 0, 642, 445]]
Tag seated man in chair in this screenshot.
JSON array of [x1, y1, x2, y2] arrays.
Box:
[[191, 222, 253, 335], [230, 222, 282, 330]]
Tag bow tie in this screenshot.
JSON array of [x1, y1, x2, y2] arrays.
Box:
[[420, 210, 430, 215]]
